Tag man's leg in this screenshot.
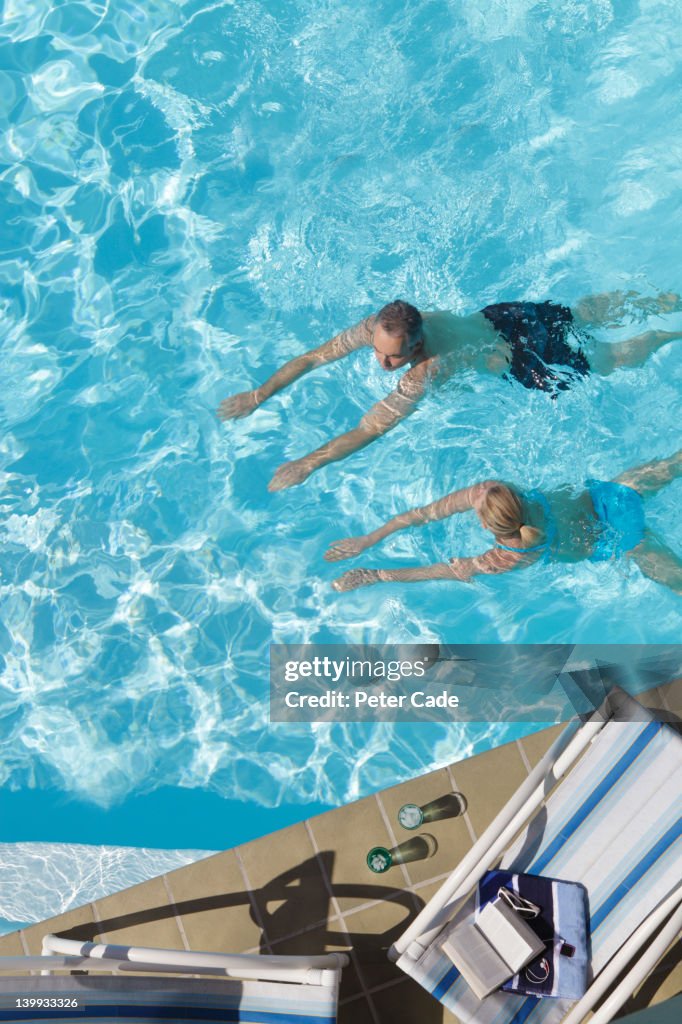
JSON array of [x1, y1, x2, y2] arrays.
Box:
[[613, 450, 682, 497], [588, 328, 682, 375], [631, 531, 682, 597], [573, 289, 682, 327]]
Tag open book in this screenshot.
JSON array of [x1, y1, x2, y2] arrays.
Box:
[[440, 897, 546, 1000]]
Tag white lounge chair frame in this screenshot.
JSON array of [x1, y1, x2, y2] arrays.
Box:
[[389, 687, 682, 1024], [39, 934, 347, 988], [0, 937, 348, 1023]]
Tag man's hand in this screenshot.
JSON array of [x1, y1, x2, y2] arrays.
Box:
[[324, 536, 370, 562], [268, 458, 313, 492], [217, 390, 260, 420], [332, 568, 380, 591]]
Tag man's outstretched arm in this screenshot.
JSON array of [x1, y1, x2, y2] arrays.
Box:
[[268, 361, 433, 491], [217, 317, 374, 420]]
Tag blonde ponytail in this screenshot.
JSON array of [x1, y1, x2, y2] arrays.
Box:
[[519, 523, 543, 548], [479, 484, 542, 548]]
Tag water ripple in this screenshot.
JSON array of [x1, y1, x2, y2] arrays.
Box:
[[0, 841, 213, 931], [0, 1, 681, 824]]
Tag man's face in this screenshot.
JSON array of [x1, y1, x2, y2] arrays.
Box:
[[371, 324, 413, 371]]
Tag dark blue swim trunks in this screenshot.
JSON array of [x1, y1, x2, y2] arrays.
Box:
[[481, 301, 590, 393]]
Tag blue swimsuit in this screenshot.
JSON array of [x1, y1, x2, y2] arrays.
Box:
[[586, 480, 645, 560], [494, 484, 645, 561]]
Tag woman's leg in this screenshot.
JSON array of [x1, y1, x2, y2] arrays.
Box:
[[631, 531, 682, 597], [613, 450, 682, 497]]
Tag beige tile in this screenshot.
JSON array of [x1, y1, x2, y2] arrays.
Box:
[[370, 977, 458, 1023], [441, 1004, 463, 1023], [341, 892, 420, 995], [410, 878, 452, 910], [0, 930, 26, 959], [582, 925, 680, 1021], [450, 739, 529, 839], [21, 904, 98, 954], [637, 685, 669, 714], [626, 933, 682, 1011], [237, 822, 331, 943], [268, 922, 360, 1000], [602, 998, 682, 1024], [404, 877, 474, 957], [659, 676, 682, 717], [648, 963, 682, 1006], [308, 795, 398, 912], [378, 768, 473, 885], [93, 876, 182, 948], [165, 850, 262, 954], [518, 724, 564, 769], [337, 994, 377, 1024]]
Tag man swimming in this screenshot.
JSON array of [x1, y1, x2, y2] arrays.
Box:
[[217, 292, 682, 492], [325, 449, 682, 597]]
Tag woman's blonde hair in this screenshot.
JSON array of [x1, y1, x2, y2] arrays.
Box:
[[479, 484, 543, 549]]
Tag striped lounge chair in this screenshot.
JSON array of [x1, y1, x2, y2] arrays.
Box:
[[390, 687, 682, 1024], [0, 941, 348, 1023]]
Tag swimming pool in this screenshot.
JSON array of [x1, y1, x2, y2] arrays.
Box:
[[1, 1, 681, 923]]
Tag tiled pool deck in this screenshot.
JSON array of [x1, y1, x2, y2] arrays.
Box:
[[1, 681, 680, 1023]]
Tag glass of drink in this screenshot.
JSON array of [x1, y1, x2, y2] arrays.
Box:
[[398, 803, 424, 830], [366, 847, 393, 873]]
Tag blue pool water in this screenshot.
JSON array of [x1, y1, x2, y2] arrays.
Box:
[[1, 1, 682, 923]]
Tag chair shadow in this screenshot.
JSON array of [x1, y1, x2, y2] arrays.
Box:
[[598, 923, 681, 1017], [58, 850, 440, 1019]]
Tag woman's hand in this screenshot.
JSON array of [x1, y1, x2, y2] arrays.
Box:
[[324, 536, 370, 562], [268, 458, 313, 492], [332, 568, 381, 591], [217, 390, 260, 420]]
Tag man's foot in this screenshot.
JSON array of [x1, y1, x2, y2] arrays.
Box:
[[615, 449, 682, 496], [654, 291, 682, 315], [574, 289, 682, 327]]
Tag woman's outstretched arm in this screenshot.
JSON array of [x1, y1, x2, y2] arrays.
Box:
[[332, 546, 526, 591], [325, 482, 495, 562], [332, 563, 459, 591]]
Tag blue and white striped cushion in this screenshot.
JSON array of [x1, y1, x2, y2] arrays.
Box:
[[0, 975, 340, 1024], [400, 712, 682, 1024]]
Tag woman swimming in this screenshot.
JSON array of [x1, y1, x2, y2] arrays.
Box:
[[326, 450, 682, 596]]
